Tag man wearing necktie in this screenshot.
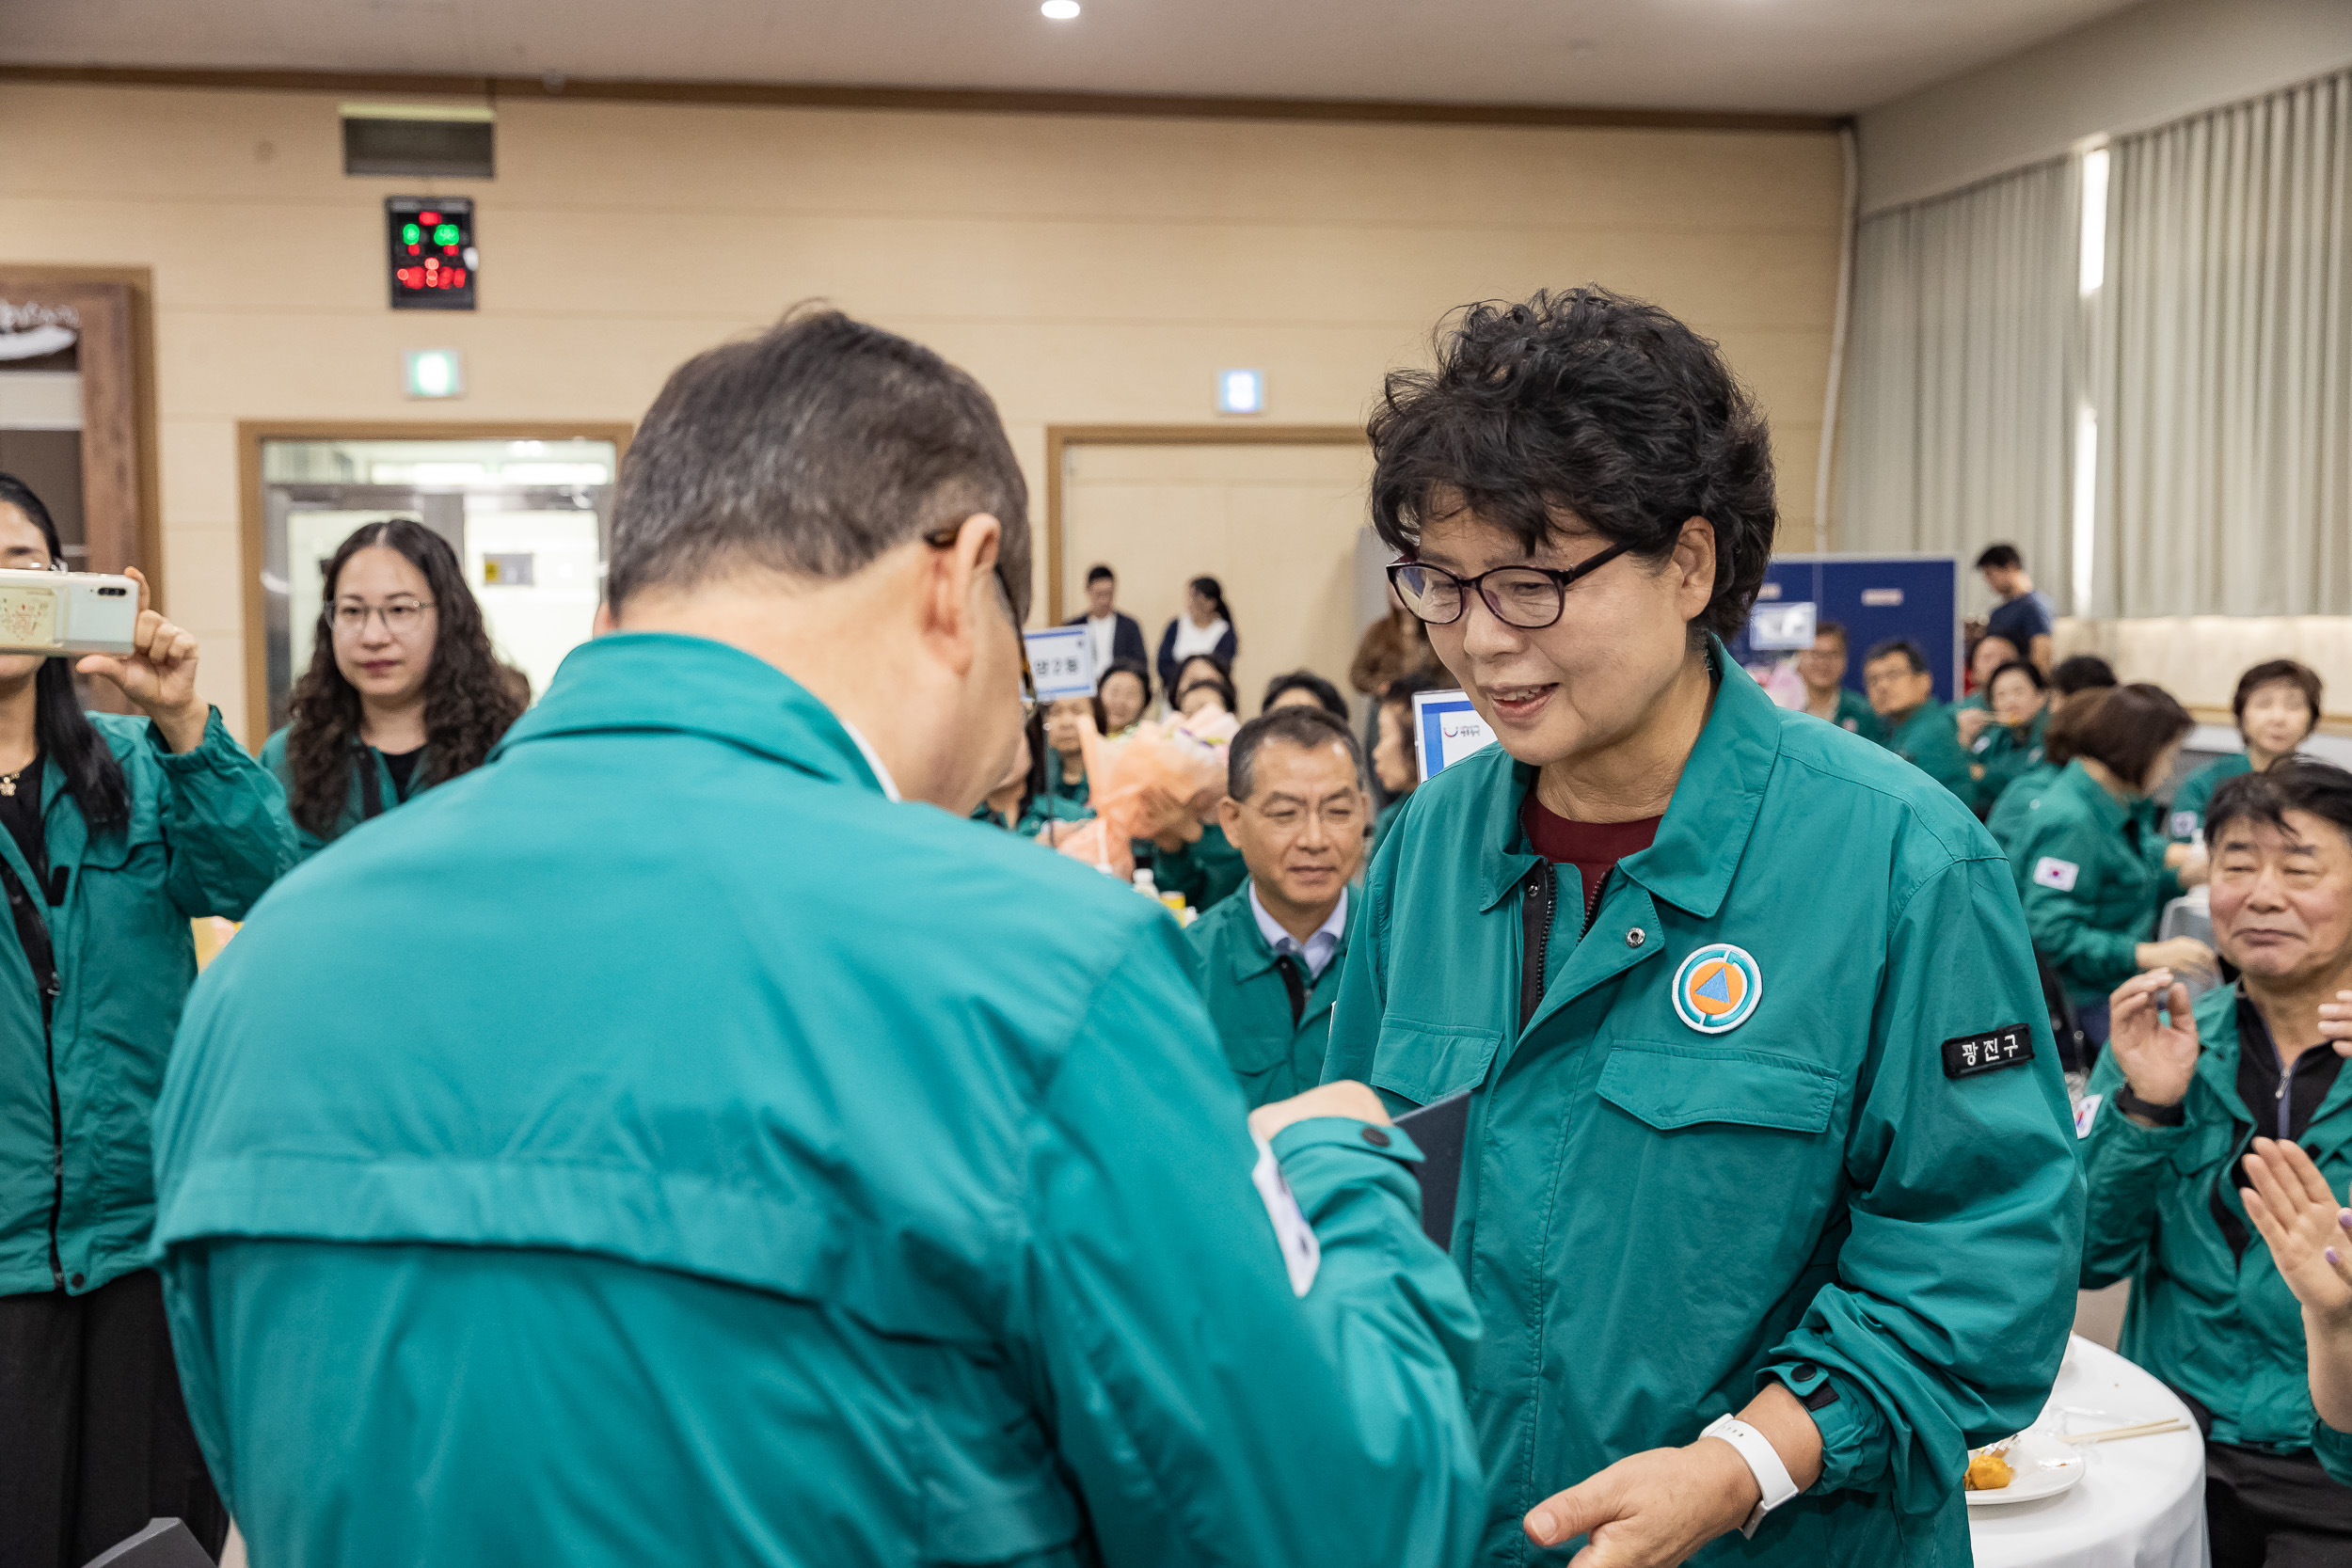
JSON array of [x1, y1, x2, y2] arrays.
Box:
[[1184, 706, 1370, 1107]]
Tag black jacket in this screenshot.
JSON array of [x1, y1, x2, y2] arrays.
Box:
[[1066, 610, 1149, 672]]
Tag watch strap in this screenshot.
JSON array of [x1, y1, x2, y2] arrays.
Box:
[[2114, 1083, 2187, 1126], [1700, 1414, 1798, 1538]]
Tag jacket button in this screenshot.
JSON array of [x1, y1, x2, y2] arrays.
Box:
[[1625, 928, 1645, 948], [1792, 1360, 1819, 1381], [68, 1273, 84, 1289], [1361, 1127, 1392, 1148]]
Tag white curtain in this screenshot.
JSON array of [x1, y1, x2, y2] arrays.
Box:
[[1833, 160, 2076, 585], [2097, 69, 2352, 618]]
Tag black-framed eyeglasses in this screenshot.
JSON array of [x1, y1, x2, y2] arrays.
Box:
[[925, 523, 1036, 715], [1386, 542, 1630, 630]]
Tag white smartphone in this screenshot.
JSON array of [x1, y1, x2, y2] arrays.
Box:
[[0, 568, 140, 657]]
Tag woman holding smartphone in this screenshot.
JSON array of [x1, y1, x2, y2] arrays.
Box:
[[1324, 292, 2082, 1568], [0, 472, 291, 1564]]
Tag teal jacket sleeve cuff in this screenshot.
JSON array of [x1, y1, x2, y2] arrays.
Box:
[[1759, 1361, 1890, 1497], [2314, 1419, 2352, 1488], [1272, 1117, 1424, 1169], [149, 705, 240, 769], [150, 706, 296, 919]]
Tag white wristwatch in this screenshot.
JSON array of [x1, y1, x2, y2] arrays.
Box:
[[1700, 1414, 1799, 1538]]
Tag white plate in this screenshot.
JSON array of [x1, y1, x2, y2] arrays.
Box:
[[1963, 1431, 2086, 1507]]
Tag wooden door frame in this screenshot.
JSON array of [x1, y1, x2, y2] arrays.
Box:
[[238, 419, 634, 747], [0, 265, 158, 585], [1041, 423, 1366, 624]]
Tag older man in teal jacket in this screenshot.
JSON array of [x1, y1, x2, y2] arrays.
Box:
[[149, 311, 1484, 1568], [1184, 705, 1369, 1107]]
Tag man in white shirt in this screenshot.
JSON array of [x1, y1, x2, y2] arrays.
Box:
[[1065, 563, 1145, 675], [1182, 707, 1368, 1107]]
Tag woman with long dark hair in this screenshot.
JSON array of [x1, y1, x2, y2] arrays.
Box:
[[1155, 575, 1237, 693], [262, 518, 527, 861], [0, 472, 290, 1565]]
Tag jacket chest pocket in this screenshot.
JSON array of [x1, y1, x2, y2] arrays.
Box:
[[1581, 1041, 1846, 1265], [1369, 1016, 1503, 1109]]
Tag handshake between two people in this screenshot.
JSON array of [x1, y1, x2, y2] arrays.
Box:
[[1254, 1080, 1826, 1568]]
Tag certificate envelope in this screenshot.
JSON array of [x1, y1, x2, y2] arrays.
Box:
[[1393, 1090, 1470, 1248]]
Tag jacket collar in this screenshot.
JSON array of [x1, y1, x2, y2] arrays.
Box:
[[1227, 885, 1357, 987], [1472, 638, 1782, 920], [2052, 758, 2132, 833], [493, 632, 889, 798]]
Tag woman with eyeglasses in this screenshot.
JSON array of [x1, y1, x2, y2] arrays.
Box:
[[0, 473, 290, 1565], [262, 519, 527, 862], [1320, 291, 2082, 1568]]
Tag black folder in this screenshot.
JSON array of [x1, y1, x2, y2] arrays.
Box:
[[1394, 1090, 1470, 1248]]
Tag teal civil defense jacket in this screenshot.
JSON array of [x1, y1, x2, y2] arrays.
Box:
[[1985, 762, 2061, 854], [0, 709, 291, 1298], [2008, 761, 2177, 1010], [1156, 820, 1248, 914], [1323, 642, 2083, 1567], [149, 633, 1486, 1568], [1184, 887, 1357, 1108], [2168, 752, 2253, 843], [259, 726, 436, 863], [2080, 985, 2352, 1483], [1820, 688, 1883, 745], [1969, 711, 2047, 816], [1883, 701, 1981, 814]]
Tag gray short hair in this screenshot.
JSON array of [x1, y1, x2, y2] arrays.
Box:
[[608, 308, 1030, 616], [1229, 706, 1363, 801]]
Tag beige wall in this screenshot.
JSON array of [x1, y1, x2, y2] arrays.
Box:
[[0, 81, 1842, 741], [1858, 0, 2352, 214]]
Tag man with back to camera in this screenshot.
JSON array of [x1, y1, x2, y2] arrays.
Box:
[[142, 310, 1487, 1568], [1066, 562, 1147, 676], [1184, 706, 1368, 1108], [1865, 637, 1982, 812], [1794, 620, 1882, 743], [1975, 544, 2055, 672]]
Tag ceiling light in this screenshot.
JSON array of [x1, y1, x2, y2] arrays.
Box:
[[1041, 1, 1080, 18]]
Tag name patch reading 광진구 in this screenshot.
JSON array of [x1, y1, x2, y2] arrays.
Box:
[[1942, 1023, 2034, 1080]]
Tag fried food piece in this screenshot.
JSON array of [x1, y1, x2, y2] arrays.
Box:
[[1964, 1450, 2014, 1491]]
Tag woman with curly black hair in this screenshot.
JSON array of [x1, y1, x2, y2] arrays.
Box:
[[262, 519, 526, 861], [1321, 288, 2082, 1568]]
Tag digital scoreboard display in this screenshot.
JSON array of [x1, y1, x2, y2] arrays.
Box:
[[387, 196, 477, 310]]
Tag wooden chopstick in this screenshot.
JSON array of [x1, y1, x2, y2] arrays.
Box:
[[2057, 1418, 2191, 1445]]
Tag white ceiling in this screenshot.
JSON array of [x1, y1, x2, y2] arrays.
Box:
[[3, 0, 2145, 117]]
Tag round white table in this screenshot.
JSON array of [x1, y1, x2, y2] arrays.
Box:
[[1968, 1336, 2209, 1568]]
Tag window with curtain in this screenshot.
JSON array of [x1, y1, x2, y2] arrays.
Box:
[[2096, 68, 2351, 619], [1834, 159, 2077, 586]]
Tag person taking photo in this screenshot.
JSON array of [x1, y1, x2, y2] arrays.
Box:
[[0, 472, 292, 1567]]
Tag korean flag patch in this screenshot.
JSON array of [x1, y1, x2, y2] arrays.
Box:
[[2031, 856, 2080, 892]]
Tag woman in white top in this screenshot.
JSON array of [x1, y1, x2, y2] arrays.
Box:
[[1155, 576, 1237, 692]]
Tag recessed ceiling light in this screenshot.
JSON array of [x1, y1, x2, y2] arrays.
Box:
[[1041, 0, 1079, 16]]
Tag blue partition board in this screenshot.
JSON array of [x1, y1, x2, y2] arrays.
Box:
[[1726, 554, 1963, 706]]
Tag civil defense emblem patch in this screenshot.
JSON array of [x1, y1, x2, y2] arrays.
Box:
[[1672, 943, 1763, 1035]]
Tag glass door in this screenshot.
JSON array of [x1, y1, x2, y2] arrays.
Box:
[[258, 437, 616, 735]]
